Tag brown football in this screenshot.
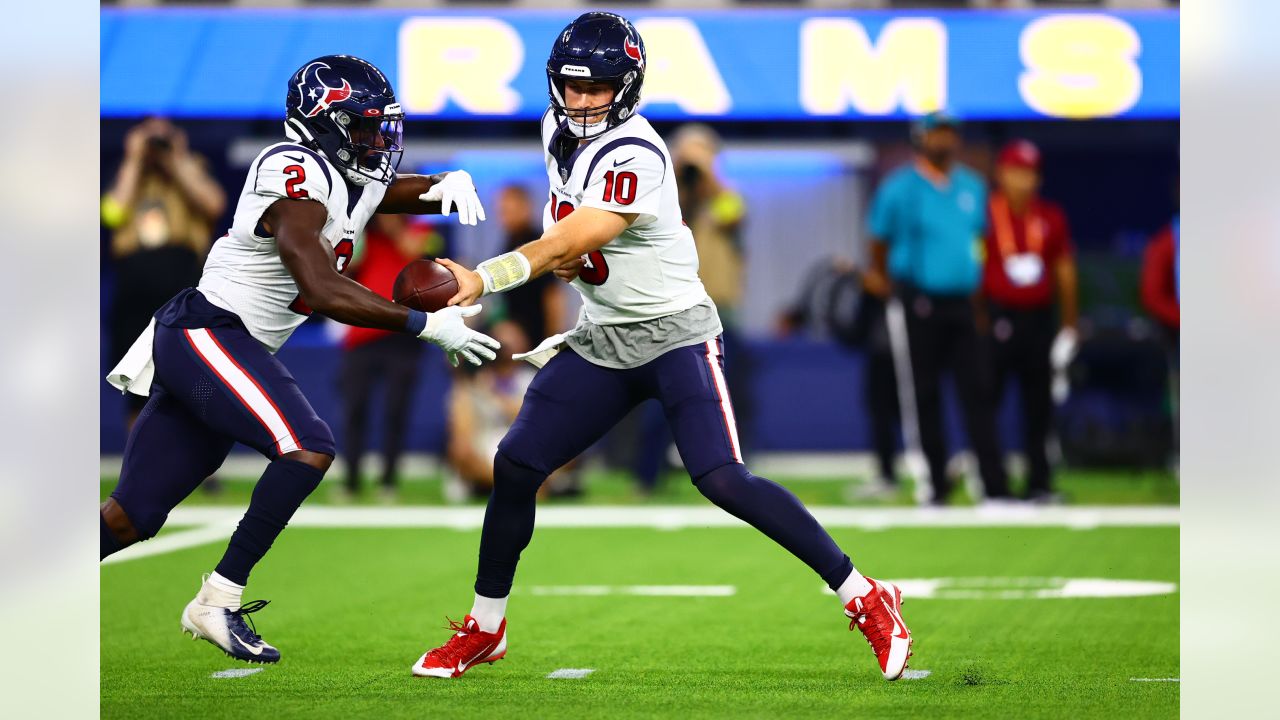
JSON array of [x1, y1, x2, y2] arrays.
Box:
[[393, 259, 459, 313]]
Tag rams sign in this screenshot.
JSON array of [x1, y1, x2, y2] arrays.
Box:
[[101, 10, 1179, 120]]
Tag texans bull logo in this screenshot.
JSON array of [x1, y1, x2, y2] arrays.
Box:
[[624, 36, 644, 69], [297, 61, 353, 118]]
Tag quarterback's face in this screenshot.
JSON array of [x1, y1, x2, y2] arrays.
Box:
[[564, 79, 615, 125]]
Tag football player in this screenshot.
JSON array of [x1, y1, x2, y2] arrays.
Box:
[[412, 14, 913, 681], [101, 55, 499, 664]]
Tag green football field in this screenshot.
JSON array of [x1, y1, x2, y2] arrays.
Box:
[[101, 492, 1179, 718]]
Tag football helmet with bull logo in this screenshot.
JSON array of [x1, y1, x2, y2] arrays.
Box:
[[285, 55, 404, 186], [546, 12, 647, 139]]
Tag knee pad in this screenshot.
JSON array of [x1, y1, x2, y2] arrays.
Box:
[[493, 449, 547, 497]]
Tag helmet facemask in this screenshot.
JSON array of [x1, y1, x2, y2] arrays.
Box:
[[548, 71, 639, 139], [332, 109, 404, 186]]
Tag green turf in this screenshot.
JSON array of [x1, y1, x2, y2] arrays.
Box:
[[101, 524, 1178, 718], [100, 467, 1179, 508]]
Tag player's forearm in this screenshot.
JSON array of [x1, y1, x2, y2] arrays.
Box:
[[377, 173, 446, 214], [303, 274, 414, 331]]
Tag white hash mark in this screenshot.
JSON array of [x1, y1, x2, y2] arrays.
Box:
[[901, 669, 932, 680], [211, 668, 264, 679], [547, 668, 595, 679]]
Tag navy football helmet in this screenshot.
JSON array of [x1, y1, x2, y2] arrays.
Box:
[[284, 55, 404, 186], [546, 12, 646, 139]]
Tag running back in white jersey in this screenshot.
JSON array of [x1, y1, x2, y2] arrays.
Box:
[[199, 142, 387, 352], [541, 111, 709, 325]]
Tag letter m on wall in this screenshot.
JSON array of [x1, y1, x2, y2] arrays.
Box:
[[800, 18, 947, 117]]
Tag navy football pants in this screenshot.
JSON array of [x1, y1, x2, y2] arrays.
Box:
[[111, 320, 334, 543], [475, 338, 854, 598]]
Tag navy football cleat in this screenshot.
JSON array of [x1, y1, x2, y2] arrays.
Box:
[[181, 594, 280, 664]]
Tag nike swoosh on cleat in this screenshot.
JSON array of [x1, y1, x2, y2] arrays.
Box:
[[881, 598, 909, 640], [230, 632, 264, 656], [612, 157, 634, 167], [457, 641, 498, 672]]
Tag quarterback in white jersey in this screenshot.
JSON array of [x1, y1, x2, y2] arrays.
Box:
[[415, 13, 913, 683], [101, 55, 498, 666], [538, 106, 707, 325]]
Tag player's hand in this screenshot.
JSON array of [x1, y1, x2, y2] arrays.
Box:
[[553, 256, 587, 283], [421, 170, 486, 226], [418, 304, 500, 367], [860, 268, 892, 299], [436, 258, 484, 307]]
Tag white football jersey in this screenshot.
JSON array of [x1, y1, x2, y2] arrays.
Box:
[[540, 111, 709, 325], [198, 142, 386, 352]]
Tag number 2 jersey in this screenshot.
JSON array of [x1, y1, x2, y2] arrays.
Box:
[[541, 111, 712, 326], [198, 142, 387, 352]]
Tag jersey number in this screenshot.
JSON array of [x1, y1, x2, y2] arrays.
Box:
[[601, 170, 637, 205], [284, 165, 309, 199], [289, 238, 354, 315], [550, 193, 609, 286]]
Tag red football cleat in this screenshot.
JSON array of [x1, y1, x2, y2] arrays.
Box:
[[411, 615, 507, 678], [845, 578, 913, 680]]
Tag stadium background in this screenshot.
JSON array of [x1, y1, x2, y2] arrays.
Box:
[[100, 3, 1180, 480]]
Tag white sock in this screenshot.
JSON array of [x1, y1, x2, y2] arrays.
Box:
[[835, 570, 875, 607], [201, 571, 245, 609], [470, 593, 508, 633]]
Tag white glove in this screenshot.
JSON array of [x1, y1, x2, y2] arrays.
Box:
[[1050, 326, 1079, 372], [418, 304, 500, 367], [420, 170, 486, 226]]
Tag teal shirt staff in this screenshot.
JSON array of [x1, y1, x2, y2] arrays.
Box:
[[868, 162, 988, 295]]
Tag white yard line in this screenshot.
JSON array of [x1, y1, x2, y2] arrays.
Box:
[[211, 668, 264, 679], [529, 585, 736, 597], [101, 521, 240, 565], [1130, 677, 1180, 682], [547, 668, 595, 679], [99, 505, 1178, 565], [901, 669, 932, 680]]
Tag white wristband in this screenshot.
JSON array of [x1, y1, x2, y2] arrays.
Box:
[[475, 251, 532, 295]]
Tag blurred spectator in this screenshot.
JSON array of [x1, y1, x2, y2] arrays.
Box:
[[102, 117, 225, 429], [982, 140, 1079, 503], [672, 124, 746, 327], [1141, 215, 1180, 337], [337, 215, 442, 502], [863, 111, 1012, 504], [443, 321, 535, 502], [444, 321, 583, 502], [671, 124, 754, 454], [1141, 213, 1180, 471], [496, 184, 567, 341]]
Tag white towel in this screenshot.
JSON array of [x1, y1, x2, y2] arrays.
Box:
[[106, 318, 157, 397], [512, 332, 568, 369]]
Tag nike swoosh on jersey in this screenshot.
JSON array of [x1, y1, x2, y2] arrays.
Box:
[[612, 157, 635, 167], [284, 154, 306, 163]]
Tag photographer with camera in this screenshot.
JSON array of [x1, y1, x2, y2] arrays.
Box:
[[103, 117, 226, 429]]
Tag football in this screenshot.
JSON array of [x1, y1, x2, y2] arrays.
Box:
[[393, 259, 459, 313]]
